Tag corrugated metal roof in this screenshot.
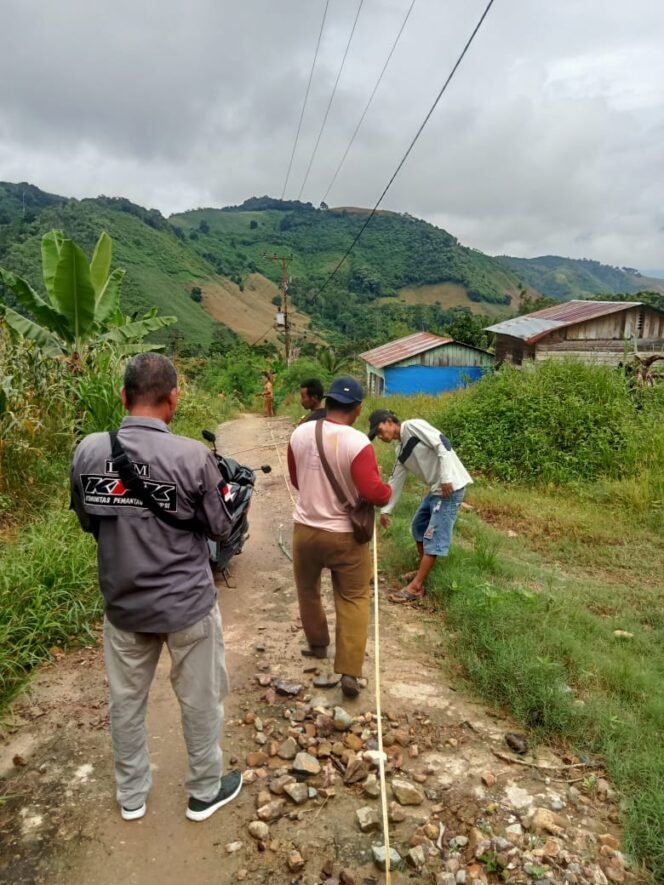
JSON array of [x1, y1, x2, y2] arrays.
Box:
[[360, 332, 452, 368], [485, 300, 643, 345]]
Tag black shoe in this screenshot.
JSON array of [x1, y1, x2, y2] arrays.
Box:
[[341, 675, 360, 698], [186, 769, 243, 822], [301, 645, 328, 659]]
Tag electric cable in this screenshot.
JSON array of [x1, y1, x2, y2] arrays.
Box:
[[321, 0, 417, 205], [281, 0, 330, 199], [297, 0, 365, 201], [312, 0, 498, 300]]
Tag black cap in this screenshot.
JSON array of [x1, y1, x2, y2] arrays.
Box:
[[326, 376, 364, 404], [368, 409, 399, 440]]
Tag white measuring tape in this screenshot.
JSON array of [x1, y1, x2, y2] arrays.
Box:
[[372, 523, 392, 882]]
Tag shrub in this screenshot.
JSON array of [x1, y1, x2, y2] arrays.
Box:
[[436, 361, 662, 483]]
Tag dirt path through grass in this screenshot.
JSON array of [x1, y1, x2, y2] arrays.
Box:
[[0, 416, 637, 884]]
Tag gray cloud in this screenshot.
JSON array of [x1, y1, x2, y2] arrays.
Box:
[[1, 0, 662, 267]]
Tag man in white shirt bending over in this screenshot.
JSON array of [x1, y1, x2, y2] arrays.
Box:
[[368, 409, 472, 604]]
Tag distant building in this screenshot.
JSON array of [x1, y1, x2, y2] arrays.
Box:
[[360, 332, 494, 397], [486, 300, 664, 367]]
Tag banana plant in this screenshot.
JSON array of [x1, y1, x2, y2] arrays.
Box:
[[0, 230, 177, 357]]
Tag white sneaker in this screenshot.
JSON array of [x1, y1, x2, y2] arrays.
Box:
[[121, 802, 147, 821]]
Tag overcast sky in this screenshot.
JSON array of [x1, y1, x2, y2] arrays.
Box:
[[1, 0, 663, 268]]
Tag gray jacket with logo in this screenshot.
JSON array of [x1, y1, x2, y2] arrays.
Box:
[[70, 416, 232, 633]]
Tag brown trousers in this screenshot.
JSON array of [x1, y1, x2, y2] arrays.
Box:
[[292, 523, 371, 677]]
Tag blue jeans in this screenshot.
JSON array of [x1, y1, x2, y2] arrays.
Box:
[[411, 488, 465, 557]]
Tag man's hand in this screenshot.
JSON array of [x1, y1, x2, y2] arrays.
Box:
[[439, 482, 454, 498], [380, 513, 391, 529]]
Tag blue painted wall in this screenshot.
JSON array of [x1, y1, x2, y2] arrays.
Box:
[[384, 365, 487, 395]]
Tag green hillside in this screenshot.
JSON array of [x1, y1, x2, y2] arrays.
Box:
[[0, 191, 223, 348], [172, 197, 523, 344], [498, 253, 664, 301]]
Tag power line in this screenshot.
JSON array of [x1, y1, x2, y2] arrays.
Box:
[[281, 0, 330, 200], [321, 0, 418, 205], [312, 0, 498, 301], [297, 0, 365, 201]]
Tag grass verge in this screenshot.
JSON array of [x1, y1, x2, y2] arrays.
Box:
[[380, 485, 664, 879], [0, 499, 100, 709]]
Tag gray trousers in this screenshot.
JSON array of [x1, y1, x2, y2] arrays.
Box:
[[103, 605, 229, 810]]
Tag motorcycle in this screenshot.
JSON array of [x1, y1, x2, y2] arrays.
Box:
[[201, 429, 271, 581]]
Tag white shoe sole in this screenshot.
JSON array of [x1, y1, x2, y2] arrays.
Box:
[[121, 802, 146, 821], [186, 775, 243, 822]]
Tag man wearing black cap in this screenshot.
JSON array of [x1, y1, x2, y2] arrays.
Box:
[[287, 377, 391, 698], [368, 410, 472, 603]]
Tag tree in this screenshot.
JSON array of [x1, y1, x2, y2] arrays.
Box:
[[199, 220, 210, 235], [0, 230, 177, 357], [249, 220, 258, 230], [190, 285, 203, 302]]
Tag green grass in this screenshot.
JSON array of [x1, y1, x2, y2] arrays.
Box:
[[373, 370, 664, 879], [0, 501, 100, 708]]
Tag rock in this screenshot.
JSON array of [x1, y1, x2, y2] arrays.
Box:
[[356, 806, 381, 833], [363, 773, 381, 798], [256, 789, 271, 808], [256, 674, 272, 687], [257, 799, 285, 821], [504, 822, 523, 843], [293, 752, 321, 775], [391, 777, 425, 806], [274, 679, 303, 697], [333, 707, 353, 731], [313, 673, 341, 688], [531, 807, 568, 835], [449, 835, 468, 848], [318, 741, 332, 757], [315, 714, 335, 737], [343, 757, 369, 785], [308, 786, 318, 799], [394, 729, 410, 747], [283, 782, 309, 805], [603, 863, 625, 882], [287, 850, 305, 872], [269, 774, 295, 795], [344, 733, 364, 752], [436, 875, 456, 885], [277, 737, 298, 760], [236, 871, 248, 881], [455, 873, 467, 884], [407, 845, 426, 869], [363, 750, 388, 768], [409, 744, 419, 758], [481, 772, 497, 787], [612, 630, 634, 639], [226, 841, 243, 853], [372, 845, 401, 871], [413, 773, 428, 784], [389, 801, 406, 823], [332, 742, 345, 756], [339, 870, 357, 885], [505, 732, 528, 754], [469, 827, 492, 859], [246, 751, 269, 767], [542, 838, 560, 858], [599, 834, 620, 850], [248, 821, 270, 841]]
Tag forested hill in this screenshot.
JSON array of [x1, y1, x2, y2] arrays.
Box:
[[0, 184, 525, 350], [498, 253, 664, 301]]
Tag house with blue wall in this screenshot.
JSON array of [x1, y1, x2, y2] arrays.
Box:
[[360, 331, 494, 396]]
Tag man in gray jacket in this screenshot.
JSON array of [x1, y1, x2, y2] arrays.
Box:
[[70, 353, 242, 822], [368, 409, 472, 603]]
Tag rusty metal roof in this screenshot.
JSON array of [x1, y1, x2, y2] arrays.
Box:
[[360, 332, 453, 368], [485, 300, 644, 345]]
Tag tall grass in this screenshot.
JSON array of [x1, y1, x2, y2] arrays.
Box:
[[0, 503, 100, 707]]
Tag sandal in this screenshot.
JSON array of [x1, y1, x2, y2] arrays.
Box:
[[388, 588, 425, 604]]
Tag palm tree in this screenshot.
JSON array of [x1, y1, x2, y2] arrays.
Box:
[[0, 230, 176, 357]]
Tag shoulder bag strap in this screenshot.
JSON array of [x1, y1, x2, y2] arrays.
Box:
[[109, 431, 205, 533], [314, 419, 350, 508]]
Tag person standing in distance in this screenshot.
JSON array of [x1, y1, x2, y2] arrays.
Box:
[[368, 409, 472, 603], [70, 353, 242, 822], [287, 377, 391, 698], [297, 378, 326, 424]]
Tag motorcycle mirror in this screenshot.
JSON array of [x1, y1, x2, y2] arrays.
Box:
[[202, 429, 216, 444], [260, 465, 272, 474]]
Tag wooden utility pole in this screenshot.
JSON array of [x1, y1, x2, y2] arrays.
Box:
[[264, 254, 293, 363]]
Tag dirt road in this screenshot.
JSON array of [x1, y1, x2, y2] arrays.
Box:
[[0, 416, 632, 884]]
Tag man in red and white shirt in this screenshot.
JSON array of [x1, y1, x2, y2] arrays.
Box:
[[288, 377, 391, 698]]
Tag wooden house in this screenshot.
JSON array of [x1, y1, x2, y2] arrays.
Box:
[[360, 332, 494, 396], [485, 300, 664, 366]]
